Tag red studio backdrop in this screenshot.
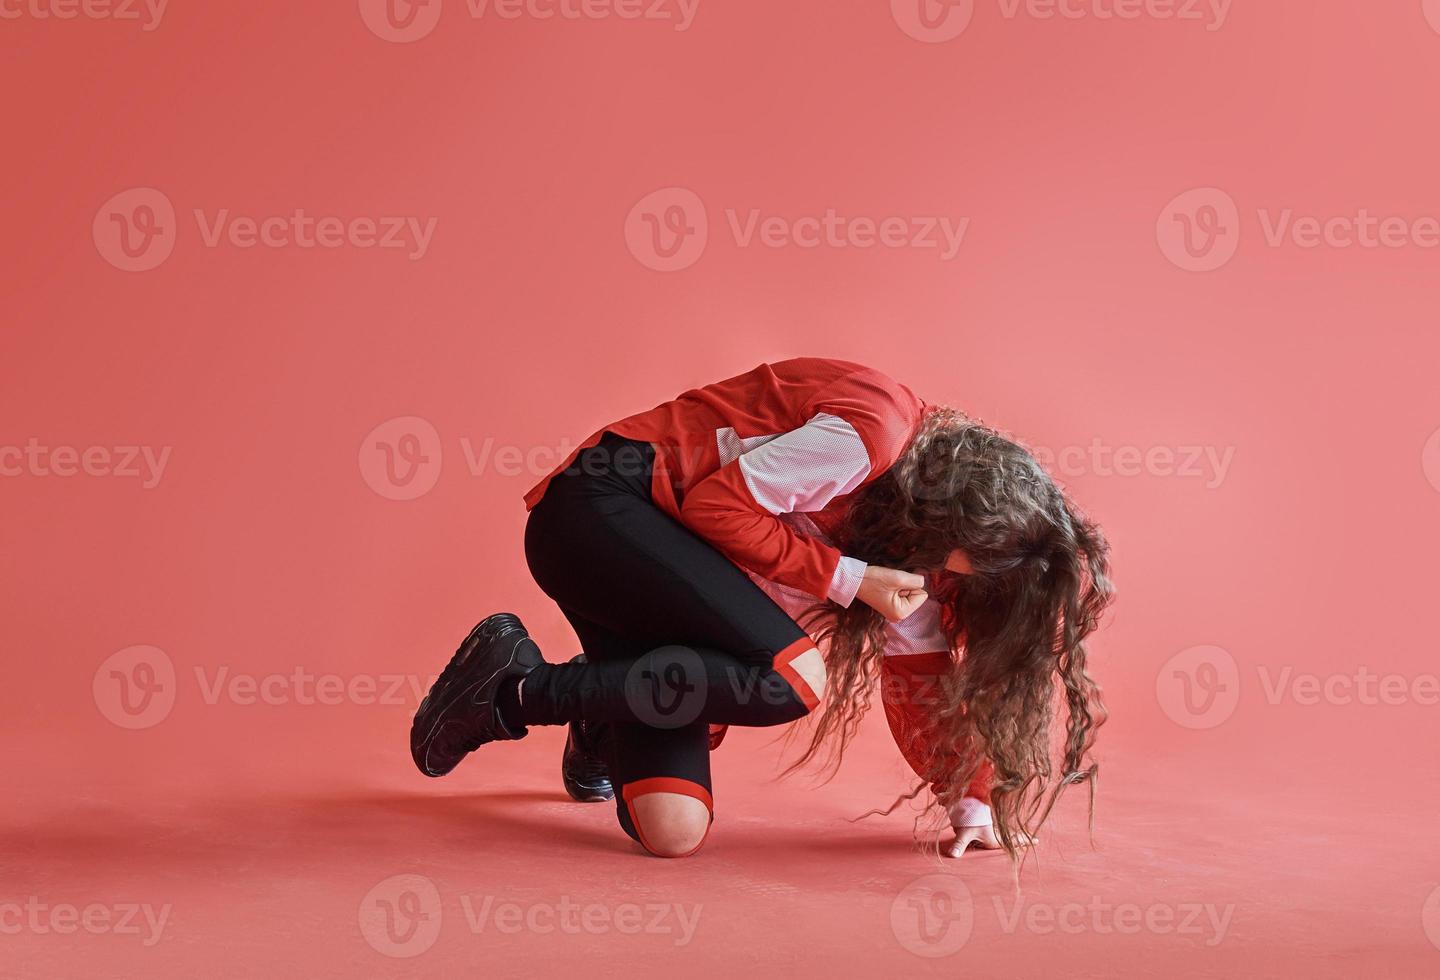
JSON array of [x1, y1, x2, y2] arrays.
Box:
[[3, 1, 1440, 977]]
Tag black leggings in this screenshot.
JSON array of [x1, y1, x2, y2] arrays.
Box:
[[521, 433, 819, 848]]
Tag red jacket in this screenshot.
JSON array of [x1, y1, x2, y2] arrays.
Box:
[[525, 357, 993, 821]]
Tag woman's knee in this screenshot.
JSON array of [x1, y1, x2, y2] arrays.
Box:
[[627, 790, 712, 858]]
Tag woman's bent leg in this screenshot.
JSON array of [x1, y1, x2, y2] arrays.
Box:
[[521, 438, 825, 729], [565, 609, 715, 857]]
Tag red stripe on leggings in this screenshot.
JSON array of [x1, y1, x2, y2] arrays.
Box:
[[621, 777, 714, 858], [773, 638, 821, 711]]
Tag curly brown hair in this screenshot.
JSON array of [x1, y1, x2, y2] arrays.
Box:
[[788, 406, 1114, 862]]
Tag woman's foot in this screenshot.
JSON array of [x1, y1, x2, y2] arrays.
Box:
[[410, 613, 543, 777], [560, 655, 615, 802]]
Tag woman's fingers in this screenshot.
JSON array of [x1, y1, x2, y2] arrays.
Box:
[[885, 590, 927, 623], [943, 825, 1039, 858], [944, 827, 984, 858], [893, 570, 926, 591]]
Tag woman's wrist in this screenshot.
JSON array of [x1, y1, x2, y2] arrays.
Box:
[[827, 556, 868, 606]]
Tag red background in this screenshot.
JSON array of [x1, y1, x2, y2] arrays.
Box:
[[3, 1, 1439, 976]]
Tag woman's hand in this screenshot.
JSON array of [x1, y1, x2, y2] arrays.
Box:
[[943, 823, 1037, 858], [855, 565, 928, 623]]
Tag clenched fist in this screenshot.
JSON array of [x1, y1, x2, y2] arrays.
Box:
[[855, 565, 928, 623]]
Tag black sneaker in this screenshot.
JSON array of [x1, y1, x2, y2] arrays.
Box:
[[560, 655, 614, 803], [411, 613, 543, 778]]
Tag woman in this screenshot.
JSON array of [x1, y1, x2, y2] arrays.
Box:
[[411, 357, 1113, 859]]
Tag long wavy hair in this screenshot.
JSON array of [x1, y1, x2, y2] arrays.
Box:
[[787, 406, 1114, 862]]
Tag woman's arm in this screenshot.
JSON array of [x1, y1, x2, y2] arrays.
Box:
[[881, 645, 1013, 855], [679, 412, 881, 606]]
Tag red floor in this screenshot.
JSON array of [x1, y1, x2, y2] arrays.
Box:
[[6, 710, 1437, 979]]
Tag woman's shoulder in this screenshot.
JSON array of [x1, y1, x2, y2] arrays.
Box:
[[772, 357, 926, 467]]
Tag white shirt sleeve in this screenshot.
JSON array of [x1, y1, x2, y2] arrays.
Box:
[[728, 412, 873, 605]]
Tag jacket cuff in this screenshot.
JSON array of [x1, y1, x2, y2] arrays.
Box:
[[948, 796, 993, 829], [827, 556, 868, 606]]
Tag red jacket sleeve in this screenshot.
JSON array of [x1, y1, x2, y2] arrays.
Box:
[[881, 652, 993, 807], [677, 413, 873, 602], [677, 367, 922, 601]]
